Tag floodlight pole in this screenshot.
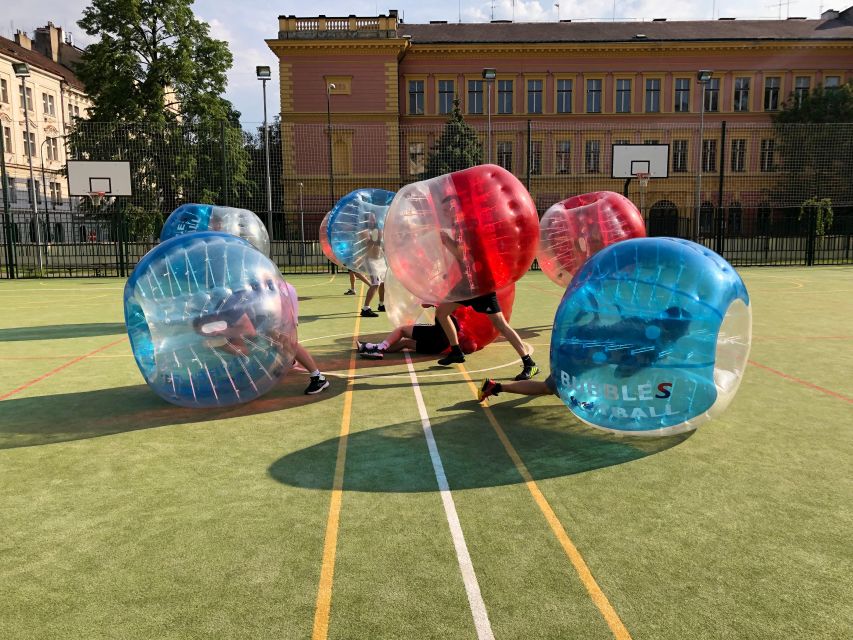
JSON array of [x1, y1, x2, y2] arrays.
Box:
[[483, 69, 496, 164], [40, 138, 55, 244], [326, 83, 335, 206], [261, 77, 273, 234], [20, 75, 43, 273], [694, 71, 712, 241]]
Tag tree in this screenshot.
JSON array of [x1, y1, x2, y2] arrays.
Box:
[[422, 98, 483, 179], [772, 82, 853, 223], [68, 0, 249, 237]]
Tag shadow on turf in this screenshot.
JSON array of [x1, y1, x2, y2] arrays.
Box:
[[0, 374, 345, 449], [0, 323, 126, 342], [268, 399, 692, 492]]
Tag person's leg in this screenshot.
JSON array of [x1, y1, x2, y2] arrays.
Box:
[[361, 283, 379, 316], [488, 312, 539, 380], [294, 343, 330, 394], [436, 303, 465, 365], [345, 271, 356, 294], [478, 376, 555, 401], [377, 281, 386, 311]]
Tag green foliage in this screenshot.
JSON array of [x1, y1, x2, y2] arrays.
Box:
[[772, 83, 853, 209], [422, 98, 483, 179], [69, 0, 249, 238], [799, 197, 834, 236]]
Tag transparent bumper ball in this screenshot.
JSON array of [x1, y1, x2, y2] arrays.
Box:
[[161, 204, 270, 256], [328, 189, 395, 279]]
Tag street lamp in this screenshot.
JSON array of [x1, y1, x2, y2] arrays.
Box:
[[14, 62, 43, 271], [694, 69, 713, 240], [482, 68, 496, 164], [40, 137, 58, 243], [256, 65, 273, 235], [326, 83, 336, 206]]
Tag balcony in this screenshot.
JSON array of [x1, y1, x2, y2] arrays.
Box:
[[277, 11, 399, 40]]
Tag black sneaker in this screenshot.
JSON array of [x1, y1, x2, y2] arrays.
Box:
[[478, 379, 500, 402], [377, 304, 386, 312], [344, 289, 356, 295], [356, 341, 370, 354], [359, 348, 384, 360], [360, 308, 379, 318], [437, 351, 466, 366], [305, 375, 330, 395], [514, 364, 540, 381]]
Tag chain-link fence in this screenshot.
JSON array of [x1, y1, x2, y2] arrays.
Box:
[[2, 119, 851, 278]]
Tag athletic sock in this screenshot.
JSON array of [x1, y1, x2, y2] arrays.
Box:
[[522, 354, 535, 367], [310, 369, 321, 378], [379, 340, 390, 351], [362, 306, 370, 311], [494, 382, 503, 393]]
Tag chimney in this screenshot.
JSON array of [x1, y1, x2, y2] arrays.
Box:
[[821, 9, 839, 20], [13, 30, 32, 50], [34, 22, 62, 63]]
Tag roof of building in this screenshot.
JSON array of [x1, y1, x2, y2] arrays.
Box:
[[399, 13, 853, 44], [0, 35, 86, 90]]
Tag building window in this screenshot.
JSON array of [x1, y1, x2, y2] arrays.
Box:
[[760, 139, 776, 172], [42, 93, 56, 117], [672, 139, 688, 172], [438, 80, 455, 115], [556, 140, 571, 174], [764, 77, 780, 111], [615, 79, 632, 113], [408, 80, 424, 115], [497, 141, 513, 172], [0, 78, 8, 103], [408, 142, 425, 175], [497, 80, 513, 114], [704, 78, 720, 112], [645, 78, 661, 113], [674, 78, 690, 112], [584, 140, 600, 173], [702, 139, 717, 172], [527, 79, 543, 114], [556, 79, 573, 114], [824, 75, 841, 88], [23, 132, 36, 158], [18, 85, 34, 111], [50, 181, 62, 206], [71, 104, 80, 119], [794, 76, 810, 107], [529, 140, 542, 174], [468, 80, 483, 115], [730, 139, 746, 173], [2, 126, 11, 154], [734, 77, 750, 112], [27, 179, 41, 204], [586, 79, 602, 113], [46, 137, 59, 162]]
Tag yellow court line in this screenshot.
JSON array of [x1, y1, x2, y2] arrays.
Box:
[[458, 365, 632, 640], [311, 283, 365, 640]]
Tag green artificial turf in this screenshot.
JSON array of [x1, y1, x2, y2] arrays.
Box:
[[0, 267, 851, 639]]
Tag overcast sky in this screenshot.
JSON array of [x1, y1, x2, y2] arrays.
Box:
[[1, 1, 835, 123]]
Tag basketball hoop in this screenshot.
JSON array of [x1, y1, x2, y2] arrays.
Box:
[[634, 172, 650, 188], [87, 191, 106, 207]]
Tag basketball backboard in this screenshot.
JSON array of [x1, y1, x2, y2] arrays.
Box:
[[67, 160, 132, 196], [612, 144, 669, 179]]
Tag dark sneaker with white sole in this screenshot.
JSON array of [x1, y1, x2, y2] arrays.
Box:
[[304, 376, 330, 395], [478, 379, 501, 402], [360, 308, 379, 318], [514, 364, 539, 381]]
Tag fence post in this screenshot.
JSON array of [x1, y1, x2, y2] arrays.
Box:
[[805, 204, 817, 266], [220, 120, 229, 207], [715, 120, 727, 255], [0, 131, 16, 279], [526, 120, 532, 192]]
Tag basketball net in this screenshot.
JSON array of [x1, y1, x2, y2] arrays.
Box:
[[87, 191, 106, 207], [634, 172, 650, 188]]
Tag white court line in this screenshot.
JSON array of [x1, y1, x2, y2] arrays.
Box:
[[404, 352, 495, 640]]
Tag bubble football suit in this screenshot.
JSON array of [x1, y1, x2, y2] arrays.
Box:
[[124, 232, 298, 408], [551, 238, 751, 436], [319, 211, 342, 267], [538, 191, 646, 288], [328, 189, 395, 278], [384, 164, 539, 303], [160, 204, 271, 256]]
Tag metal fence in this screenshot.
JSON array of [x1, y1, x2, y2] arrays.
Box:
[[2, 119, 851, 278]]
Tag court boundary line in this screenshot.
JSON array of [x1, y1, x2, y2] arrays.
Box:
[[404, 352, 495, 640], [0, 337, 126, 401], [311, 284, 365, 640], [457, 364, 632, 640], [748, 359, 852, 404]]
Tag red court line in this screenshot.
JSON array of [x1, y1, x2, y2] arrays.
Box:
[[748, 360, 853, 404], [0, 338, 126, 401]]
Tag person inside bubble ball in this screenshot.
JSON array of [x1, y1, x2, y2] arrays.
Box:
[[354, 209, 387, 317], [192, 280, 330, 395], [478, 306, 691, 401], [434, 193, 538, 381], [355, 314, 459, 359]]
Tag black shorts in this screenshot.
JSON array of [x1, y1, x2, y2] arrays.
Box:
[[544, 373, 557, 394], [412, 324, 451, 354], [458, 292, 501, 315]]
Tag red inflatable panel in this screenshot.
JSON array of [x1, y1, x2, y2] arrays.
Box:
[[537, 191, 646, 287], [385, 164, 539, 303], [455, 285, 516, 354]]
